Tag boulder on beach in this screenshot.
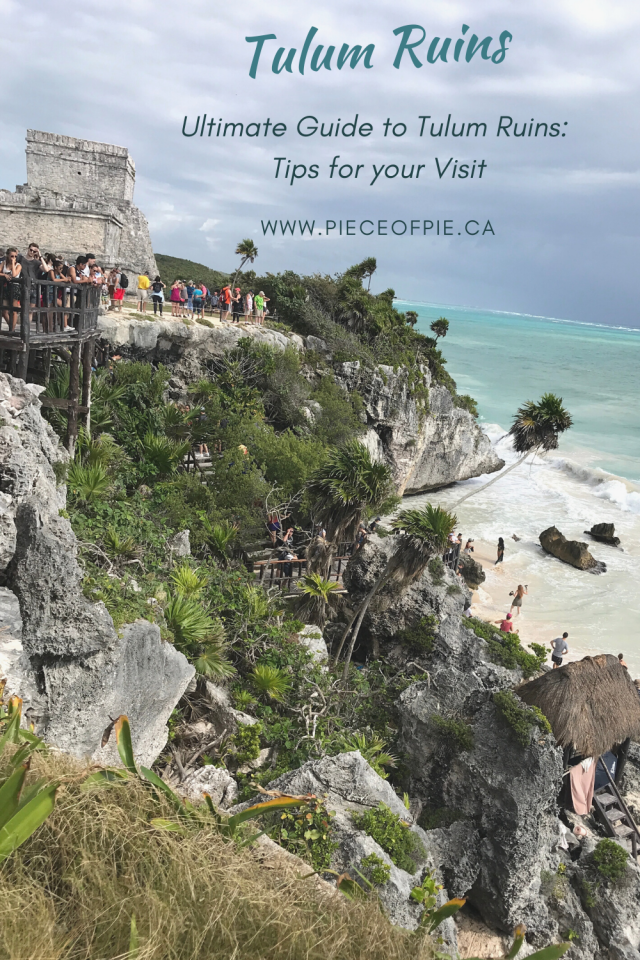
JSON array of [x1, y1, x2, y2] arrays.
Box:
[[584, 522, 621, 547], [457, 553, 486, 590], [539, 526, 606, 574]]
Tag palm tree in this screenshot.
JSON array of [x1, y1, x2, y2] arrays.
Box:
[[336, 504, 457, 679], [454, 392, 573, 507], [430, 317, 449, 341], [295, 573, 342, 629], [306, 441, 395, 580], [231, 239, 258, 290]]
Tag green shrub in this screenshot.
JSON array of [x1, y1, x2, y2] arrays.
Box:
[[453, 394, 478, 418], [250, 664, 291, 702], [467, 617, 545, 678], [67, 462, 111, 502], [395, 615, 439, 656], [493, 691, 551, 747], [231, 723, 262, 764], [269, 798, 337, 873], [431, 715, 474, 752], [428, 557, 445, 585], [352, 803, 425, 874], [360, 853, 391, 886], [593, 838, 628, 883]]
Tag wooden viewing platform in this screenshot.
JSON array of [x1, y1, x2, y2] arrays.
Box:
[[0, 276, 100, 450], [253, 555, 351, 595]]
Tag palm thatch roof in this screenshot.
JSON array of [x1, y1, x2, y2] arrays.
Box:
[[518, 655, 640, 759]]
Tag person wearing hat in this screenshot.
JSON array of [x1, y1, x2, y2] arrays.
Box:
[[495, 613, 514, 633], [220, 284, 231, 322], [254, 290, 269, 325]]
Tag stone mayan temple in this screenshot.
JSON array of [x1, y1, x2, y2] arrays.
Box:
[[0, 129, 157, 275]]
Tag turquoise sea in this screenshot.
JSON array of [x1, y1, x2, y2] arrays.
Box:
[[395, 300, 640, 674]]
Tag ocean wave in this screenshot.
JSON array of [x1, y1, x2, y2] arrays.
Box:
[[547, 457, 640, 514]]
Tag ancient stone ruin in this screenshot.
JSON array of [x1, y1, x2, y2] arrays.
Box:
[[0, 129, 157, 276]]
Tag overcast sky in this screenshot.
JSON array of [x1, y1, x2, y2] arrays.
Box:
[[1, 0, 639, 325]]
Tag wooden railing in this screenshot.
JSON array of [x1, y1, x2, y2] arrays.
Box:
[[253, 556, 351, 593]]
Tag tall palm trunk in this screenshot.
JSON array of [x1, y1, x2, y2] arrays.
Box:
[[453, 452, 531, 508], [231, 256, 248, 292], [340, 568, 394, 680]]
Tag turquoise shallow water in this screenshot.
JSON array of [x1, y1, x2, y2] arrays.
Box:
[[396, 301, 640, 482]]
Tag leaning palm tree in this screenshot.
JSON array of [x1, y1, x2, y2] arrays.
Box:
[[295, 573, 342, 629], [337, 504, 457, 679], [231, 238, 258, 290], [306, 441, 396, 579], [454, 393, 573, 507]]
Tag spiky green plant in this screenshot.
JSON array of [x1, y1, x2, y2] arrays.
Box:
[[103, 527, 139, 561], [232, 689, 258, 712], [203, 519, 238, 566], [66, 462, 111, 503], [250, 664, 291, 702], [169, 563, 208, 598], [163, 595, 222, 646], [295, 573, 341, 629], [140, 433, 190, 476], [341, 732, 398, 779], [162, 404, 193, 440], [80, 432, 130, 471]]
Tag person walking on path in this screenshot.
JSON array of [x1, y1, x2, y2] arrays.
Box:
[[151, 276, 165, 316], [509, 583, 528, 616], [137, 272, 151, 313], [495, 537, 505, 565], [551, 632, 569, 668]]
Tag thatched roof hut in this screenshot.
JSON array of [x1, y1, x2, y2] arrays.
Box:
[[518, 655, 640, 759]]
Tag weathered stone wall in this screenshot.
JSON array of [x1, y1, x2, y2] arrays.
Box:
[[26, 129, 135, 202], [0, 130, 156, 275]]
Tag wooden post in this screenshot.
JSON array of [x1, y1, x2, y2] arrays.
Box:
[[615, 737, 631, 787], [43, 348, 52, 386], [16, 346, 29, 380], [66, 341, 81, 454], [82, 338, 94, 435]]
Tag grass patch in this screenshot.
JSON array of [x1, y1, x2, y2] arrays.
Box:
[[0, 751, 435, 960], [431, 715, 474, 752]]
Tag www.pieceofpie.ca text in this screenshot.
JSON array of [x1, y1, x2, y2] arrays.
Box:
[[260, 219, 495, 237]]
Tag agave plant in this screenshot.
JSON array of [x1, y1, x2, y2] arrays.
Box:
[[295, 573, 342, 629], [140, 432, 190, 476], [202, 518, 238, 566], [66, 462, 111, 502], [161, 404, 193, 440], [341, 732, 397, 779], [80, 432, 130, 471], [169, 563, 208, 598], [0, 696, 58, 864], [232, 689, 258, 712], [103, 526, 139, 561], [250, 664, 291, 702]]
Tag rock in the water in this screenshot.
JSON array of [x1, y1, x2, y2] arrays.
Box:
[[179, 766, 238, 808], [539, 526, 606, 573], [0, 372, 194, 766], [585, 522, 621, 547], [457, 554, 486, 590], [167, 529, 191, 557]]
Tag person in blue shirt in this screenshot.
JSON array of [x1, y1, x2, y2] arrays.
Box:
[[185, 281, 195, 318]]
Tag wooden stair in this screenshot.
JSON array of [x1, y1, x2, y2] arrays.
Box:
[[593, 761, 639, 859]]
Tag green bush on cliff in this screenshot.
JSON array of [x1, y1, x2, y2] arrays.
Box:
[[493, 691, 551, 747], [467, 617, 545, 678], [431, 714, 474, 752], [352, 803, 425, 873], [395, 614, 439, 656], [593, 838, 628, 883]]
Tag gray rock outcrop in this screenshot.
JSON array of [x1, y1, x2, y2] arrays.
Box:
[[457, 554, 486, 590], [179, 765, 239, 809], [235, 751, 457, 949], [574, 846, 640, 958], [0, 372, 193, 766], [540, 526, 606, 573], [334, 361, 504, 494]]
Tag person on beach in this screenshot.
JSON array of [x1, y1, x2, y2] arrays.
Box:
[[618, 653, 628, 669], [463, 538, 474, 554], [509, 583, 528, 616], [495, 612, 514, 633], [551, 632, 569, 668], [495, 537, 505, 565]]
